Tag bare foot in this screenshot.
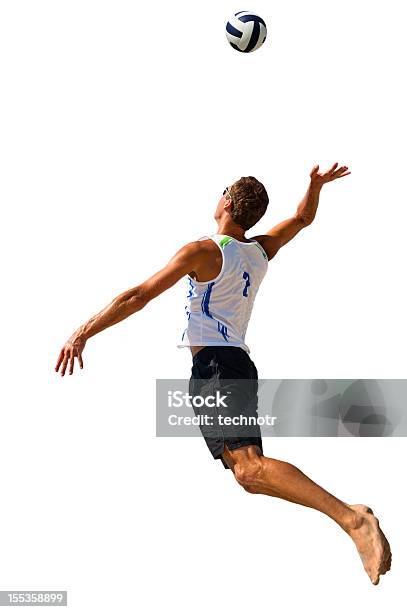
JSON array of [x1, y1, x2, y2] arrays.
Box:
[[348, 504, 392, 585]]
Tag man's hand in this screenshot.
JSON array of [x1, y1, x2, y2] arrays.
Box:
[[55, 333, 86, 376], [310, 162, 351, 188]]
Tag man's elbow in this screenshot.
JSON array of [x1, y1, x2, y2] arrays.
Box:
[[116, 286, 149, 314], [295, 212, 314, 227]]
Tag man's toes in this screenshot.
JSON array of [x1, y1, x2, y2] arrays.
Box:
[[378, 550, 391, 576], [351, 504, 374, 515], [358, 504, 374, 514], [369, 567, 381, 585]]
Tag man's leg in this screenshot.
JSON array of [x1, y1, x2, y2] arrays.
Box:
[[222, 444, 392, 585]]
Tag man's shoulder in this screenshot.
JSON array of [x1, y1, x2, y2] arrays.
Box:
[[187, 236, 217, 253], [177, 237, 219, 267]]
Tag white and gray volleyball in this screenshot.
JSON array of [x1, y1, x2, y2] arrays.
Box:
[[225, 11, 267, 53]]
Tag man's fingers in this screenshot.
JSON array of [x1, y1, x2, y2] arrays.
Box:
[[69, 349, 75, 375], [332, 168, 346, 177], [55, 349, 64, 372], [332, 166, 350, 178], [310, 162, 349, 184], [60, 353, 69, 376], [56, 345, 85, 376]]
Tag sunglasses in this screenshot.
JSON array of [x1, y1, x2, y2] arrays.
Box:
[[223, 187, 232, 201]]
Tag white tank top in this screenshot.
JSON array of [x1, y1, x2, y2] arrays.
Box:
[[178, 234, 268, 353]]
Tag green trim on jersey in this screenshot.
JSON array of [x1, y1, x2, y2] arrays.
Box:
[[254, 241, 268, 260], [219, 236, 234, 249]]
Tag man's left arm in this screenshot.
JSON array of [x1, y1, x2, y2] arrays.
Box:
[[253, 163, 351, 260]]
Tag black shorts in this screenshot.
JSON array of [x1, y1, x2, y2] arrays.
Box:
[[189, 346, 263, 469]]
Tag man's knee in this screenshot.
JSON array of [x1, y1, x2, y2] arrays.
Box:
[[234, 455, 264, 493]]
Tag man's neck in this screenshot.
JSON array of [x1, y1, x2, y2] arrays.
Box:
[[216, 223, 249, 242]]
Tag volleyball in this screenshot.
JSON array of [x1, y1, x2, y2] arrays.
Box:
[[225, 11, 267, 53]]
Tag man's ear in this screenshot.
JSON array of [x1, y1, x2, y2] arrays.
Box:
[[224, 199, 233, 213]]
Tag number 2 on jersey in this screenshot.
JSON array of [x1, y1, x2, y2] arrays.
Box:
[[242, 271, 251, 297]]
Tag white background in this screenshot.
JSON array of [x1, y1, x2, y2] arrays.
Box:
[[0, 0, 406, 610]]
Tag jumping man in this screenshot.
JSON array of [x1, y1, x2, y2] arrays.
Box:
[[56, 163, 391, 585]]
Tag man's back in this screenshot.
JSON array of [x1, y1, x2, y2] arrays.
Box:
[[178, 234, 268, 353]]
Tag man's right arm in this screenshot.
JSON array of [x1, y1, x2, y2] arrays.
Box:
[[55, 241, 202, 376]]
